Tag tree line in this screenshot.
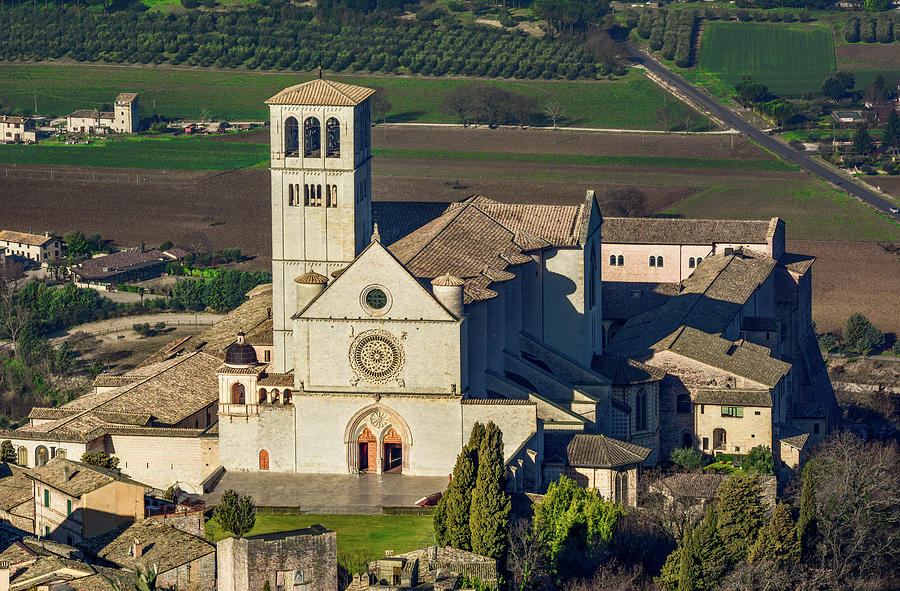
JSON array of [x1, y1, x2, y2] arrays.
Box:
[[0, 5, 597, 80]]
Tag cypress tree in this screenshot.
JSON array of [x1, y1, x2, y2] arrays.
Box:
[[659, 507, 726, 591], [797, 461, 817, 555], [469, 422, 511, 559], [716, 473, 766, 562], [676, 530, 701, 591], [748, 502, 801, 564], [439, 444, 477, 550], [883, 109, 900, 152]]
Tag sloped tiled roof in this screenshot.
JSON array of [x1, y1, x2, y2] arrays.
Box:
[[693, 389, 772, 407], [0, 463, 34, 511], [0, 230, 56, 247], [265, 79, 376, 106], [602, 217, 776, 245], [116, 92, 138, 103], [778, 424, 810, 450], [606, 249, 779, 365], [26, 458, 146, 498], [592, 352, 665, 385], [81, 519, 215, 574], [388, 196, 585, 303], [72, 249, 166, 282], [545, 433, 650, 468]]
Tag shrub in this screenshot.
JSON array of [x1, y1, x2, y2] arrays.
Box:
[[744, 445, 774, 475], [180, 0, 198, 7], [447, 0, 464, 11], [671, 447, 704, 470], [81, 451, 120, 469], [817, 332, 836, 351]]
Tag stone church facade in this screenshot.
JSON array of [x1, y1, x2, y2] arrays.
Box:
[[3, 79, 838, 501]]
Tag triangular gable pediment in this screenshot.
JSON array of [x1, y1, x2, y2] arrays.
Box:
[[299, 241, 457, 321]]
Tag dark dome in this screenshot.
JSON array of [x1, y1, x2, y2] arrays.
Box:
[[225, 333, 258, 367]]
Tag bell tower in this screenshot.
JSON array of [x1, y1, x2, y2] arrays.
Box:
[[267, 79, 375, 372]]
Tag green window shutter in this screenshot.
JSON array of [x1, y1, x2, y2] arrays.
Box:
[[44, 489, 50, 507], [67, 499, 72, 515]]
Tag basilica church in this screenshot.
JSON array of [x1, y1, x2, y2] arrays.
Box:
[[3, 80, 838, 504]]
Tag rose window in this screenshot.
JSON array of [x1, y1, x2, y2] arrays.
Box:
[[350, 330, 404, 383]]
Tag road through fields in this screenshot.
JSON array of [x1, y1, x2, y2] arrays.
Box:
[[622, 41, 900, 220]]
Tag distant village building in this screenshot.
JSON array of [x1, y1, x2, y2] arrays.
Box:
[[350, 546, 498, 591], [0, 116, 37, 144], [67, 93, 139, 134], [217, 525, 337, 591], [70, 247, 183, 290], [0, 231, 61, 266], [26, 458, 148, 547]]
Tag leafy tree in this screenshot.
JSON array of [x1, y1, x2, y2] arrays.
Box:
[[852, 124, 875, 156], [213, 489, 256, 537], [469, 422, 511, 559], [1, 440, 16, 464], [800, 432, 899, 585], [817, 332, 836, 352], [844, 312, 884, 354], [171, 279, 206, 311], [822, 71, 855, 101], [748, 503, 800, 564], [533, 475, 624, 578], [670, 447, 703, 470], [864, 0, 890, 11], [882, 109, 900, 153], [735, 78, 769, 106], [744, 445, 774, 475], [844, 17, 860, 43], [716, 473, 766, 562], [81, 451, 120, 469]]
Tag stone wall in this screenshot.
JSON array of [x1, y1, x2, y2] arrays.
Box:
[[109, 434, 217, 492], [158, 551, 216, 591], [217, 527, 338, 591]]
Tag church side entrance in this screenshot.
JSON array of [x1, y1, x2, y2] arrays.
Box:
[[358, 428, 377, 472], [383, 428, 402, 473]]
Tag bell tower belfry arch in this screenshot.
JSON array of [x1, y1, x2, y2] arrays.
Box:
[[266, 79, 375, 372]]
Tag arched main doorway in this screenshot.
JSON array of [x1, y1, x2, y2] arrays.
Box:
[[383, 428, 403, 473], [357, 428, 376, 472]]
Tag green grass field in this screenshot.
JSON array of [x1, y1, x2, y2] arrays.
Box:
[[0, 64, 707, 130], [0, 136, 269, 170], [205, 513, 433, 558], [0, 137, 794, 171], [697, 22, 836, 96]]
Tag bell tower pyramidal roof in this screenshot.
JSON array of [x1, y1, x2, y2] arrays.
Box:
[[265, 79, 376, 106]]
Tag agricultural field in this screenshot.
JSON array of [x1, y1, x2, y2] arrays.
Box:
[[0, 64, 706, 130], [697, 22, 836, 96], [789, 240, 900, 336], [834, 43, 900, 91]]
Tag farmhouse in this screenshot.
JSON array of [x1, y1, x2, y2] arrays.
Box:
[[0, 116, 37, 144], [0, 230, 61, 266], [67, 93, 139, 135], [70, 248, 178, 290], [4, 79, 837, 502]]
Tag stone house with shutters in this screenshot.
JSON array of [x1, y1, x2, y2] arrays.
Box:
[[0, 230, 61, 266], [26, 458, 147, 546]]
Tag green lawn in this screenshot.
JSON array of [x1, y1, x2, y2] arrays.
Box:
[[0, 137, 792, 172], [0, 135, 269, 170], [375, 148, 796, 172], [206, 513, 434, 559], [0, 64, 707, 130], [697, 22, 836, 96]]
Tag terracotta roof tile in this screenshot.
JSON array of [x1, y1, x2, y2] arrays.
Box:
[[265, 79, 376, 106], [82, 519, 214, 574], [0, 230, 56, 247], [693, 389, 772, 407], [602, 217, 777, 245], [26, 458, 146, 498], [545, 433, 650, 467]]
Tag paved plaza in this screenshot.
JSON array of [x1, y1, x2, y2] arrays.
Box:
[[202, 471, 448, 514]]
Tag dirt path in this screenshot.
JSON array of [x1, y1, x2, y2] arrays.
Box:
[[51, 312, 224, 340]]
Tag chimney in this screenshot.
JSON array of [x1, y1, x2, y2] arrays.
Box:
[[431, 274, 465, 319], [294, 271, 328, 313], [131, 539, 143, 558], [63, 466, 72, 481], [724, 247, 734, 256], [0, 561, 8, 591]]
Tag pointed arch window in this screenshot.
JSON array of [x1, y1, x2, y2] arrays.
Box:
[[284, 117, 299, 157], [326, 117, 340, 157], [304, 117, 321, 157], [589, 246, 597, 308]]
